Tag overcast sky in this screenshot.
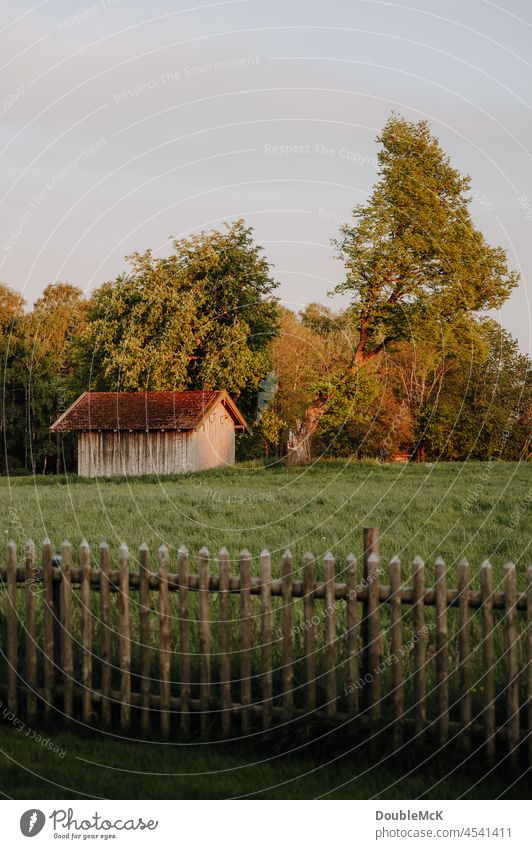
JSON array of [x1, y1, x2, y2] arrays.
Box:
[[1, 0, 530, 352]]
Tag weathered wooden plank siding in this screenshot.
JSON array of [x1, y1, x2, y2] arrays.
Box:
[[78, 430, 190, 477], [77, 401, 236, 477]]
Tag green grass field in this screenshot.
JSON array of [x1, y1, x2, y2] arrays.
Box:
[[0, 460, 530, 800], [0, 721, 529, 800], [1, 460, 530, 581]]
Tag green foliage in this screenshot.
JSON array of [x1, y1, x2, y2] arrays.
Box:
[[255, 405, 286, 455], [420, 319, 531, 460], [0, 128, 527, 473], [0, 283, 26, 472], [261, 306, 530, 462], [1, 222, 279, 473], [0, 282, 86, 474], [241, 304, 355, 457], [73, 221, 278, 417], [0, 283, 24, 332], [314, 368, 383, 457], [333, 114, 519, 362]]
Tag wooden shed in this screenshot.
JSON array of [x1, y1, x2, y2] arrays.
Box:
[[50, 390, 249, 478]]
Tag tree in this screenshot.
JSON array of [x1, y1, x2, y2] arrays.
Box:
[[0, 284, 24, 332], [0, 284, 26, 472], [15, 284, 87, 473], [252, 305, 354, 457], [74, 221, 278, 419], [255, 406, 286, 456], [419, 319, 531, 460], [308, 315, 529, 462], [312, 366, 390, 458], [287, 114, 519, 463]]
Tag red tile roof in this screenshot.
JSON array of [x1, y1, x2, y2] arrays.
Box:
[[50, 390, 248, 432]]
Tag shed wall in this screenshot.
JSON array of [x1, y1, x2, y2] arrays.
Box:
[[78, 430, 191, 477], [189, 400, 236, 471], [77, 401, 236, 477]]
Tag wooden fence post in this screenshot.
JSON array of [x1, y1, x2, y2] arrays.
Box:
[[119, 542, 131, 729], [361, 527, 379, 708], [480, 561, 495, 761], [458, 558, 472, 751], [260, 549, 273, 730], [61, 540, 73, 720], [504, 562, 519, 768], [52, 558, 62, 685], [526, 565, 532, 766], [281, 549, 294, 721], [6, 541, 18, 714], [139, 543, 151, 733], [412, 556, 426, 737], [389, 555, 404, 749], [218, 547, 231, 736], [435, 556, 449, 746], [366, 551, 381, 722], [239, 549, 252, 734], [198, 547, 211, 736], [303, 552, 316, 713], [80, 540, 92, 723], [159, 544, 171, 738], [345, 554, 359, 716], [178, 545, 190, 735], [42, 538, 54, 716], [24, 540, 37, 722], [324, 552, 337, 719], [99, 542, 111, 725]]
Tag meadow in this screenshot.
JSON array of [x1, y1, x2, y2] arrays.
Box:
[[1, 460, 530, 583], [0, 460, 530, 800]]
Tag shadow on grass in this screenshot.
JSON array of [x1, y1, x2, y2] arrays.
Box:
[[0, 714, 528, 800]]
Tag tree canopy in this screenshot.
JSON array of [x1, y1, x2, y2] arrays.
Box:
[[261, 307, 530, 463], [333, 115, 519, 365], [73, 221, 278, 418]]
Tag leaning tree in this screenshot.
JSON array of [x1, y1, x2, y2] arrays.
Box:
[[286, 114, 519, 464]]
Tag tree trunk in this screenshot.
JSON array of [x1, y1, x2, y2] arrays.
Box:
[[286, 398, 329, 466], [56, 432, 62, 475]]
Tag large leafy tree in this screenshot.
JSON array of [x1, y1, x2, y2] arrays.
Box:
[[74, 221, 278, 418], [335, 115, 518, 364], [287, 114, 519, 463]]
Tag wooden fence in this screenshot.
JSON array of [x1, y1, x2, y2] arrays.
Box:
[[0, 529, 530, 764]]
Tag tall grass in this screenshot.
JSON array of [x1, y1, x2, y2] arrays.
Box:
[[1, 461, 529, 584]]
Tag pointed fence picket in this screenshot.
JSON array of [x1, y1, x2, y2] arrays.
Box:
[[0, 530, 530, 765]]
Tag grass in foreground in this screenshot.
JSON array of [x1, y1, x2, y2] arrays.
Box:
[[1, 461, 530, 580], [0, 720, 529, 800]]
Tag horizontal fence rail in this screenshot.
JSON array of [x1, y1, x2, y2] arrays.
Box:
[[0, 530, 530, 765]]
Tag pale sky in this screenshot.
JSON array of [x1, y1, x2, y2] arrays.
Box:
[[1, 0, 531, 352]]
